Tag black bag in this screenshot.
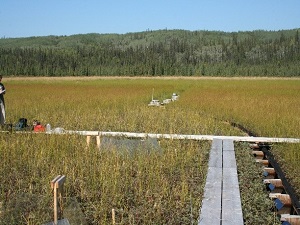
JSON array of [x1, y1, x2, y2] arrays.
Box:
[[15, 118, 28, 131]]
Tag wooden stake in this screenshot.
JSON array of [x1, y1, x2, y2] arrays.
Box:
[[112, 208, 115, 225], [54, 184, 58, 224], [86, 136, 91, 147], [51, 175, 66, 225], [96, 135, 101, 149]]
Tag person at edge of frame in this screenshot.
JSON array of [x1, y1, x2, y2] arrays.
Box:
[[0, 75, 6, 126]]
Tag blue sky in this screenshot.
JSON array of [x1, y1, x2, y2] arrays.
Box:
[[0, 0, 299, 38]]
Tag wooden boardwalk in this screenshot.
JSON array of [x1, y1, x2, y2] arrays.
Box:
[[5, 129, 300, 224], [199, 138, 243, 225], [67, 130, 300, 143]]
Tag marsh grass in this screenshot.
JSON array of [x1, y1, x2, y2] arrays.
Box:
[[235, 142, 280, 225], [1, 77, 299, 224], [5, 79, 244, 135], [271, 143, 300, 197], [180, 79, 300, 138], [0, 133, 210, 224]]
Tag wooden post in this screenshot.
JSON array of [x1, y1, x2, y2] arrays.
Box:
[[249, 142, 259, 149], [256, 159, 269, 166], [249, 143, 260, 149], [96, 135, 101, 149], [269, 193, 292, 214], [252, 150, 264, 160], [0, 201, 2, 218], [112, 208, 115, 225], [263, 167, 276, 179], [51, 175, 66, 225], [264, 179, 284, 193], [86, 136, 91, 147], [281, 214, 300, 225]]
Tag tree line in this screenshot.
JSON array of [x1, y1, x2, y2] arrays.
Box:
[[0, 29, 299, 77]]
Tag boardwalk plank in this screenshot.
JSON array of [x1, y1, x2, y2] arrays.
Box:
[[199, 139, 243, 225], [223, 150, 237, 168], [222, 168, 243, 225], [222, 139, 234, 151], [208, 139, 223, 168], [199, 139, 223, 225], [199, 167, 222, 225], [222, 140, 243, 225]]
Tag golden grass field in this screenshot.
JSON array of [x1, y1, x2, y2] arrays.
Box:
[[0, 76, 299, 225]]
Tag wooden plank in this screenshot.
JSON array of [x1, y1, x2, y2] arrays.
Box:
[[252, 150, 264, 160], [63, 130, 300, 143], [199, 138, 244, 225], [264, 179, 284, 193], [263, 167, 276, 179], [281, 214, 300, 224], [222, 139, 234, 151], [199, 139, 223, 225], [199, 168, 222, 225], [4, 129, 300, 143], [211, 138, 223, 149], [222, 194, 243, 225], [208, 139, 223, 168], [223, 168, 238, 186], [223, 150, 237, 168], [222, 140, 243, 225], [222, 168, 243, 225]]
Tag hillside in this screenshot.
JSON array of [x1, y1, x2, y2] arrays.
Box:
[[0, 29, 299, 77]]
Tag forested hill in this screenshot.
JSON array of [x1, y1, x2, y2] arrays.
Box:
[[0, 29, 299, 77]]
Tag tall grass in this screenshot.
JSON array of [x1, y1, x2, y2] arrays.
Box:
[[1, 77, 299, 224], [0, 133, 210, 224], [178, 79, 300, 138], [235, 142, 280, 225], [5, 79, 244, 135], [271, 143, 300, 197]]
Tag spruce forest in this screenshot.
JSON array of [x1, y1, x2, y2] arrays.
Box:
[[0, 29, 299, 77]]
